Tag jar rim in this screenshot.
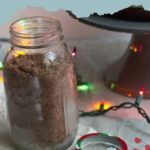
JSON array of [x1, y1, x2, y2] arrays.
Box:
[[10, 16, 61, 38]]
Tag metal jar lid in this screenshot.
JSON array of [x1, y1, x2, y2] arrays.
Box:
[[75, 133, 128, 150]]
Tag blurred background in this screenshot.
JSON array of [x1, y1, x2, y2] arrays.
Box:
[[0, 6, 131, 76]]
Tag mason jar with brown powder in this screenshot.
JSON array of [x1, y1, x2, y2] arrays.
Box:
[[3, 16, 78, 150]]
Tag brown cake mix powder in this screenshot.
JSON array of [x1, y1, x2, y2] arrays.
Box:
[[4, 52, 72, 147]]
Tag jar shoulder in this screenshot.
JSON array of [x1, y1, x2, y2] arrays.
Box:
[[4, 43, 74, 79], [4, 42, 72, 65]]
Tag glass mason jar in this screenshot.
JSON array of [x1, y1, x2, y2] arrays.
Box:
[[3, 17, 78, 150]]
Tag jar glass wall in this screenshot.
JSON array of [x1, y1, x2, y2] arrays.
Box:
[[4, 17, 78, 150]]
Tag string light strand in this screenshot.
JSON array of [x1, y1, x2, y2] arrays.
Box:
[[79, 101, 150, 124]]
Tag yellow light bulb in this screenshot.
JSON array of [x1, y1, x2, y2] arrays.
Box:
[[128, 93, 132, 97], [14, 50, 26, 57], [133, 47, 138, 52], [90, 101, 113, 110], [0, 76, 3, 83]]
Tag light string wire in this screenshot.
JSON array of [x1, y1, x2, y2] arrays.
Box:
[[79, 99, 150, 124]]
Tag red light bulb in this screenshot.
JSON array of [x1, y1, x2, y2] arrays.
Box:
[[71, 47, 77, 57], [139, 90, 144, 96]]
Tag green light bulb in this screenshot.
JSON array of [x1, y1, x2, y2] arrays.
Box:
[[110, 83, 116, 90], [77, 85, 89, 91], [0, 62, 3, 70]]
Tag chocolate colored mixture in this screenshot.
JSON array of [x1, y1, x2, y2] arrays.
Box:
[[102, 6, 150, 22], [4, 52, 72, 147]]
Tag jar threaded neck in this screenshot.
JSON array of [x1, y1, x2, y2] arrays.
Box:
[[10, 16, 63, 48]]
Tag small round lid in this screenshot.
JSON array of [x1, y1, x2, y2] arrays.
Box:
[[75, 133, 128, 150]]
